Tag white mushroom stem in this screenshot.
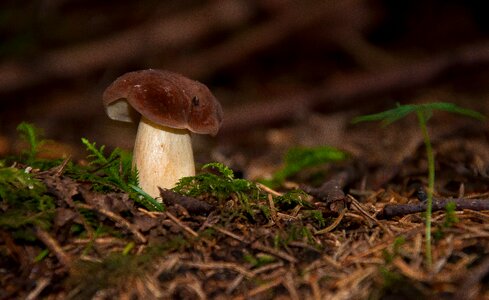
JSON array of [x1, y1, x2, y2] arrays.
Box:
[[132, 117, 195, 198]]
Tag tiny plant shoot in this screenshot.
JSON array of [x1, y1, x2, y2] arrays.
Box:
[[16, 122, 44, 164], [352, 102, 486, 268]]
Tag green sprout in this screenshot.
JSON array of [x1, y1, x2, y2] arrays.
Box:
[[352, 102, 485, 268], [442, 201, 459, 228], [16, 122, 44, 164], [70, 138, 163, 212]]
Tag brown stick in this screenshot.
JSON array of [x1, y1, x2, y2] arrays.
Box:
[[159, 188, 213, 215], [380, 198, 489, 219], [76, 203, 147, 243], [34, 226, 71, 267]]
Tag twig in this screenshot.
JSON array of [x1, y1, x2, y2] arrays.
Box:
[[54, 156, 71, 177], [257, 182, 283, 196], [307, 272, 322, 300], [380, 198, 489, 219], [164, 211, 199, 237], [302, 169, 357, 212], [251, 241, 298, 264], [211, 225, 246, 242], [268, 194, 282, 229], [25, 277, 51, 300], [283, 271, 300, 300], [233, 276, 283, 300], [159, 188, 213, 215], [392, 257, 430, 282], [213, 225, 297, 263], [226, 262, 285, 295], [34, 226, 71, 267], [314, 208, 346, 235], [183, 261, 254, 278], [76, 203, 146, 243], [348, 195, 393, 236]]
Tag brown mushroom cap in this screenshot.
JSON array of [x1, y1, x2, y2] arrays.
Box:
[[103, 69, 223, 135]]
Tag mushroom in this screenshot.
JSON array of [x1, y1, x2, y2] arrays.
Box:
[[102, 69, 223, 198]]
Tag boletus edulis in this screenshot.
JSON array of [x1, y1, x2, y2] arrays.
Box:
[[103, 69, 223, 198]]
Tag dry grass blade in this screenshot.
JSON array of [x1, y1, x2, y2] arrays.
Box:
[[348, 195, 393, 236], [212, 224, 297, 263], [211, 225, 245, 242], [315, 208, 346, 234], [25, 277, 51, 300], [165, 211, 199, 237], [251, 242, 298, 264], [76, 203, 146, 243], [257, 182, 283, 196], [268, 193, 282, 228], [233, 276, 283, 300], [183, 261, 254, 278], [283, 271, 300, 300]]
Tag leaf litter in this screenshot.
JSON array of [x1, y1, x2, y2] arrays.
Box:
[[0, 114, 489, 299]]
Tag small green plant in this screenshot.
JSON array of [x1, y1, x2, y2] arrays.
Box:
[[353, 102, 485, 268], [382, 236, 406, 264], [77, 138, 137, 191], [13, 122, 63, 169], [433, 201, 460, 240], [443, 201, 459, 227], [70, 138, 163, 212], [263, 146, 348, 187], [16, 122, 44, 164]]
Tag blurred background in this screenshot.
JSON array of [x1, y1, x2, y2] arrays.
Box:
[[1, 0, 488, 179]]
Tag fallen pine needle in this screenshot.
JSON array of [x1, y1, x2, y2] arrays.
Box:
[[315, 208, 346, 234]]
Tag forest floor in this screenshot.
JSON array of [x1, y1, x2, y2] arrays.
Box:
[[1, 102, 488, 299], [1, 1, 489, 299]]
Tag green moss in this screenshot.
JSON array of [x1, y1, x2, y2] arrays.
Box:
[[306, 210, 326, 228], [274, 189, 312, 210], [68, 236, 190, 298], [0, 166, 54, 236], [174, 162, 258, 201], [174, 162, 265, 219]]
